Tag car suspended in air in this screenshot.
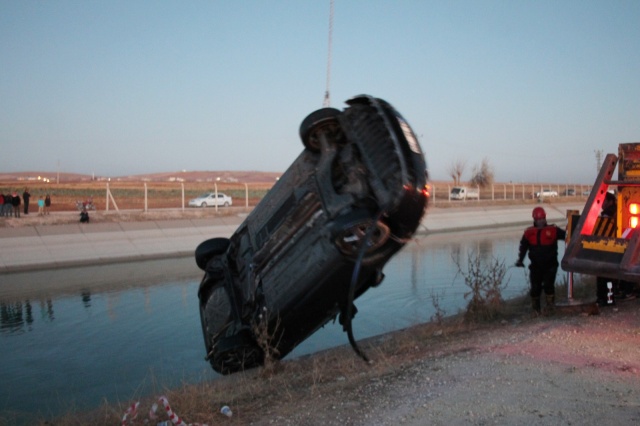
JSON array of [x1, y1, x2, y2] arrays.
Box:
[[195, 95, 429, 374]]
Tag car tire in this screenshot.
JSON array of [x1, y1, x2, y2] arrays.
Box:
[[210, 330, 264, 374], [299, 107, 341, 152], [201, 202, 207, 208], [224, 202, 229, 207], [195, 237, 231, 270]]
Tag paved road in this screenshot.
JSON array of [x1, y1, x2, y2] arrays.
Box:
[[0, 203, 583, 273]]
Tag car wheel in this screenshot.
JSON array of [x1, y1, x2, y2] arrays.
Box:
[[299, 107, 341, 152], [201, 202, 207, 208], [224, 202, 229, 207], [335, 219, 391, 261], [210, 331, 264, 374], [195, 237, 231, 270]]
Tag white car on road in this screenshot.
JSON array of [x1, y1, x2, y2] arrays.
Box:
[[189, 193, 232, 208], [535, 189, 558, 198]]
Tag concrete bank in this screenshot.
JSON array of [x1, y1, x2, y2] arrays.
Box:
[[0, 203, 583, 273]]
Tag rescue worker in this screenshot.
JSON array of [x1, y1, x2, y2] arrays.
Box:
[[515, 207, 566, 316]]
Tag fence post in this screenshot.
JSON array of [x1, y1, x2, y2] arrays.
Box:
[[144, 183, 148, 212], [244, 183, 249, 210], [181, 183, 185, 211], [214, 183, 218, 213]]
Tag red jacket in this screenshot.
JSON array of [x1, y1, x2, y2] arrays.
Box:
[[518, 224, 566, 268]]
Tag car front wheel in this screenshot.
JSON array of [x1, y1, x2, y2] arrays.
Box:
[[195, 238, 231, 270], [299, 107, 342, 152]]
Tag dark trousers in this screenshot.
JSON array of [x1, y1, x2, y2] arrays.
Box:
[[529, 265, 557, 298]]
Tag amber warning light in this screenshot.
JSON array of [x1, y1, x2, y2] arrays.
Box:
[[629, 203, 640, 229]]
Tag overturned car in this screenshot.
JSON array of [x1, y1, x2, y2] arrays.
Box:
[[196, 95, 429, 374]]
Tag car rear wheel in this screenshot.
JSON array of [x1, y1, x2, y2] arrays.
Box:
[[195, 238, 231, 270], [210, 331, 264, 374], [299, 107, 342, 152]]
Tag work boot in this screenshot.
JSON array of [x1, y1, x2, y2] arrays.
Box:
[[531, 297, 541, 317], [544, 294, 556, 316]]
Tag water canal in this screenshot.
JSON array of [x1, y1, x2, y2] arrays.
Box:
[[0, 226, 566, 421]]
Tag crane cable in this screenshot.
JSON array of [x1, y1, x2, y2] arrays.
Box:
[[323, 0, 334, 107]]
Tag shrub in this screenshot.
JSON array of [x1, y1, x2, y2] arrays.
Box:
[[454, 251, 509, 321]]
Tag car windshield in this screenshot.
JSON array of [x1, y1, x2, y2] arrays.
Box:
[[198, 193, 211, 198], [451, 188, 461, 194]]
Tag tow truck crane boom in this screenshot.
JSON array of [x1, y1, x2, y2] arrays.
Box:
[[562, 143, 640, 282]]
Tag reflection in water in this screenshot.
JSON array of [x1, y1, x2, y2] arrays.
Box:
[[1, 300, 42, 334], [81, 290, 92, 308]]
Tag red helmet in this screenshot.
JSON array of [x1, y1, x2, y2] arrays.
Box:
[[532, 207, 546, 220]]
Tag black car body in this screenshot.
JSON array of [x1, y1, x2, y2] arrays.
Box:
[[196, 95, 429, 374]]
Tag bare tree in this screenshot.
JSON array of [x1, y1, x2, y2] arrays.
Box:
[[470, 157, 495, 187], [448, 158, 467, 185]]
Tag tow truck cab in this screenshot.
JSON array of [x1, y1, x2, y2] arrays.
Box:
[[562, 143, 640, 282]]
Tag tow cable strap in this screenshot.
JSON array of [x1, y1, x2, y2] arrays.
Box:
[[345, 210, 384, 363]]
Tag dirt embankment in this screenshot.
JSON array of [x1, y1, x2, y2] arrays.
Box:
[[56, 298, 640, 426], [239, 299, 640, 425]]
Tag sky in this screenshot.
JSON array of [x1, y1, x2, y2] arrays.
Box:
[[1, 0, 639, 184]]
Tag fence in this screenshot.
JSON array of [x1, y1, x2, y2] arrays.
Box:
[[99, 181, 273, 213], [0, 181, 592, 213], [430, 183, 592, 205]]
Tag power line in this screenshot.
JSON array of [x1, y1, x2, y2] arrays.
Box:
[[323, 0, 334, 107]]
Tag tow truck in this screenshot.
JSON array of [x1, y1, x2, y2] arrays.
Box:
[[562, 143, 640, 286]]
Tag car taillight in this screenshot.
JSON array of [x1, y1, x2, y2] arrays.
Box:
[[423, 184, 431, 198]]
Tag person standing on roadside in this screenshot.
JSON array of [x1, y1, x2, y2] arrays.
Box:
[[11, 191, 21, 218], [2, 193, 12, 217], [37, 195, 45, 216], [22, 188, 30, 215], [44, 194, 51, 215], [515, 207, 566, 316]]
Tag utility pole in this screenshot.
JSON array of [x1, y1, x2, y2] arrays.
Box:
[[594, 149, 603, 174]]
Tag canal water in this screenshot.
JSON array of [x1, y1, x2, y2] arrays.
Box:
[[0, 226, 565, 421]]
